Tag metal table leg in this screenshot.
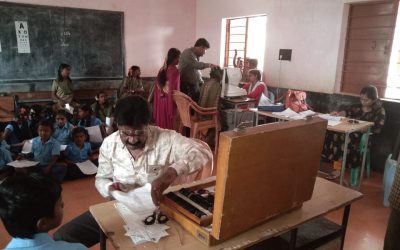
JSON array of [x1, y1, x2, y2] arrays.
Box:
[[100, 230, 107, 250], [340, 133, 350, 185], [289, 228, 298, 250], [340, 205, 351, 250]]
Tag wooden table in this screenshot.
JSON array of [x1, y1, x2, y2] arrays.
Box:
[[90, 178, 362, 250], [220, 97, 256, 128], [250, 109, 374, 188]]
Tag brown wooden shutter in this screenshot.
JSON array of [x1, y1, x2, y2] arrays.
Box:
[[341, 0, 399, 97]]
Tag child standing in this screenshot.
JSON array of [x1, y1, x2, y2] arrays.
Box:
[[64, 127, 96, 179], [0, 173, 87, 250], [30, 120, 67, 182], [53, 109, 74, 145]]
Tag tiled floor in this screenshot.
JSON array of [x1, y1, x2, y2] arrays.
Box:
[[0, 172, 391, 250]]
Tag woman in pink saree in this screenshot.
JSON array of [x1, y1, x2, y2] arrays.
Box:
[[153, 48, 181, 129]]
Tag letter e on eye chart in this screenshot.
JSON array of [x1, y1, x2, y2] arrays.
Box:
[[15, 21, 31, 53]]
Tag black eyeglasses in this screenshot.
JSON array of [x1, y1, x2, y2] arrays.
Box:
[[143, 209, 169, 225]]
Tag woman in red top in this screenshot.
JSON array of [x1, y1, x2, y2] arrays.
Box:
[[242, 69, 267, 106]]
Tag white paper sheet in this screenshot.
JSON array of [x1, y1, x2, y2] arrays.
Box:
[[318, 114, 342, 121], [226, 68, 242, 84], [115, 202, 169, 244], [105, 117, 114, 127], [272, 108, 304, 120], [112, 183, 156, 216], [64, 103, 74, 115], [86, 125, 103, 143], [21, 140, 32, 154], [75, 160, 97, 175], [7, 160, 39, 168], [327, 120, 342, 126]]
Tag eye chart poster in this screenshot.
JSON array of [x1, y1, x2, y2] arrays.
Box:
[[15, 21, 31, 53]]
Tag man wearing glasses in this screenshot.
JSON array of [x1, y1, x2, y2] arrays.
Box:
[[54, 95, 213, 247]]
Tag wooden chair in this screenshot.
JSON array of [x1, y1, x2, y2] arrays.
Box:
[[0, 95, 16, 122], [173, 90, 219, 153]]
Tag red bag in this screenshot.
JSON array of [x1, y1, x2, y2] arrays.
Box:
[[284, 90, 308, 112]]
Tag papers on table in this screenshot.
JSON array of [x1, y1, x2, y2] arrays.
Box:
[[113, 184, 169, 245], [75, 160, 97, 175], [317, 114, 343, 126], [21, 140, 32, 154], [86, 125, 103, 143], [7, 160, 39, 168], [116, 203, 169, 244], [272, 108, 316, 120]]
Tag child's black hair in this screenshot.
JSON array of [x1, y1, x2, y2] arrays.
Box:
[[0, 173, 62, 238], [72, 127, 88, 139], [37, 119, 54, 132]]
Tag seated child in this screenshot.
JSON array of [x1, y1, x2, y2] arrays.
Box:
[[3, 108, 33, 153], [0, 173, 87, 250], [64, 127, 97, 180], [91, 91, 114, 123], [53, 109, 74, 145], [28, 120, 67, 182], [77, 104, 102, 128]]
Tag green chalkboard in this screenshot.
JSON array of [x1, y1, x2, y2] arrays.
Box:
[[0, 2, 124, 82]]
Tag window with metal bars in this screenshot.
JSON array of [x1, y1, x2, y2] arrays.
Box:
[[223, 15, 267, 72]]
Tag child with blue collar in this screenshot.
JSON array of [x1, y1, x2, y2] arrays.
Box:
[[0, 173, 87, 250], [27, 120, 67, 182], [53, 109, 74, 145], [64, 127, 97, 179]]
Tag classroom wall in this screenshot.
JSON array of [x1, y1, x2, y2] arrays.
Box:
[[195, 0, 374, 94], [1, 0, 196, 77]]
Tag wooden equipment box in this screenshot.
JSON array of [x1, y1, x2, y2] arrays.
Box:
[[161, 118, 327, 246]]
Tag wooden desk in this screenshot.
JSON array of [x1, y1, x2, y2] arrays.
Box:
[[251, 109, 374, 188], [220, 97, 256, 128], [90, 178, 362, 250]]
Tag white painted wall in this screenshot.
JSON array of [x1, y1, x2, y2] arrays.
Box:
[[196, 0, 372, 94], [1, 0, 196, 77]]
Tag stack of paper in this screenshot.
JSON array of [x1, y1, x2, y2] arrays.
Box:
[[113, 184, 170, 245], [318, 114, 343, 126], [272, 108, 316, 120]]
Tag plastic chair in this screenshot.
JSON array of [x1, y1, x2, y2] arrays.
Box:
[[173, 90, 219, 153], [350, 132, 372, 187]]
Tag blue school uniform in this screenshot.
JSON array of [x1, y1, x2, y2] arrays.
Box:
[[0, 147, 12, 169], [53, 122, 74, 145], [65, 142, 91, 163], [32, 137, 60, 165], [5, 233, 87, 250], [31, 137, 66, 182], [77, 116, 102, 128], [5, 121, 32, 145]]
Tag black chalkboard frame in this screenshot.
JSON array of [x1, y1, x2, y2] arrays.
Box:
[[0, 2, 125, 83]]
